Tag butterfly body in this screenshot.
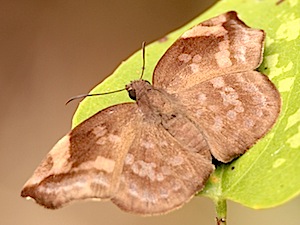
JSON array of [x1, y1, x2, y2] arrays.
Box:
[[21, 11, 281, 215]]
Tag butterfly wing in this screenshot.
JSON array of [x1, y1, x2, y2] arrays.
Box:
[[21, 103, 141, 209], [152, 11, 265, 92], [152, 11, 280, 162], [111, 121, 214, 215], [22, 102, 214, 214], [173, 71, 281, 163]]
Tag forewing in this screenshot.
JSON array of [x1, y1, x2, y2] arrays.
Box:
[[153, 11, 264, 92], [111, 122, 214, 215], [174, 71, 281, 163], [21, 103, 141, 209]]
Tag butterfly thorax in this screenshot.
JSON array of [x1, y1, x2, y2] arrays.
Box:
[[126, 79, 212, 160], [126, 80, 178, 120]]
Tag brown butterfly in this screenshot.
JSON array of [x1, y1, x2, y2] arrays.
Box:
[[21, 11, 281, 215]]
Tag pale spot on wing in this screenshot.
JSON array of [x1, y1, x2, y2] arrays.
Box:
[[141, 141, 155, 149], [92, 175, 109, 187], [224, 86, 235, 92], [236, 76, 246, 83], [93, 125, 107, 136], [213, 116, 223, 131], [129, 183, 138, 197], [38, 175, 90, 196], [240, 29, 251, 42], [182, 25, 227, 38], [255, 109, 263, 117], [167, 156, 184, 166], [178, 53, 192, 63], [198, 93, 207, 103], [227, 110, 237, 120], [252, 94, 267, 106], [220, 87, 240, 106], [96, 138, 106, 145], [172, 179, 182, 191], [94, 125, 109, 145], [234, 105, 244, 113], [161, 166, 172, 175], [141, 190, 157, 203], [178, 53, 202, 73], [235, 46, 246, 62], [156, 173, 165, 182], [94, 156, 115, 173], [218, 40, 229, 50], [208, 105, 219, 112], [244, 118, 255, 128], [159, 188, 169, 198], [108, 134, 121, 143], [195, 109, 203, 118], [160, 140, 168, 147], [210, 77, 225, 88], [192, 54, 202, 63], [215, 50, 232, 68], [124, 153, 134, 165], [50, 135, 72, 174], [190, 63, 200, 73], [232, 99, 242, 106], [131, 160, 157, 181], [237, 27, 262, 64], [242, 82, 259, 92], [128, 181, 160, 202]]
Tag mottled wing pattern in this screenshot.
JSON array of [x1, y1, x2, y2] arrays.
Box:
[[21, 103, 141, 209], [112, 121, 214, 215], [153, 11, 265, 92], [21, 11, 281, 215], [174, 71, 281, 162]]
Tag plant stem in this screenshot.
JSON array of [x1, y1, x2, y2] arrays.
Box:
[[215, 198, 227, 225]]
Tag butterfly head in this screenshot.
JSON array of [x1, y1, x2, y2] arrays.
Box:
[[125, 80, 151, 101]]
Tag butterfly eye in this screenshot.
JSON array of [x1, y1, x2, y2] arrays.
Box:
[[128, 88, 136, 100]]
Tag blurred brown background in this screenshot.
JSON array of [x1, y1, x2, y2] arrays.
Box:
[[1, 1, 299, 225]]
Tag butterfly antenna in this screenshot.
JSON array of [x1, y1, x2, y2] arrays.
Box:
[[139, 41, 146, 79], [67, 42, 146, 105], [65, 88, 125, 105]]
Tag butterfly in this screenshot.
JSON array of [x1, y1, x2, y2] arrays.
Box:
[[21, 11, 281, 215]]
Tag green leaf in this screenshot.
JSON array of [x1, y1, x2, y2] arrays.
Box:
[[72, 0, 300, 211]]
